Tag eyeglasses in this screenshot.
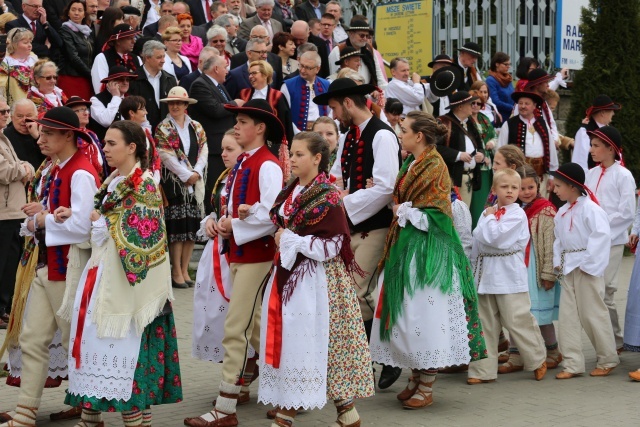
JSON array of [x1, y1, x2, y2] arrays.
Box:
[[23, 3, 40, 8], [0, 109, 10, 115], [501, 62, 511, 66], [250, 50, 269, 55], [168, 39, 182, 43], [73, 108, 89, 114], [41, 75, 58, 81], [248, 71, 262, 76], [320, 23, 335, 27], [299, 64, 318, 71], [356, 33, 371, 39], [471, 102, 482, 106]]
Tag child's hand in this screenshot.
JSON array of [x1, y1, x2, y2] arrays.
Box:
[[484, 206, 497, 217], [365, 178, 374, 188], [237, 204, 251, 220]]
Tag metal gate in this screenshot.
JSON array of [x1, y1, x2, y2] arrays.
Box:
[[340, 0, 557, 73]]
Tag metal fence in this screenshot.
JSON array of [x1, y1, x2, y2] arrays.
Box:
[[339, 0, 557, 73]]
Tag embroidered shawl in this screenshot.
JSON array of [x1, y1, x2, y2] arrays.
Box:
[[95, 166, 167, 285], [377, 147, 477, 341], [27, 86, 68, 118], [270, 173, 363, 304]]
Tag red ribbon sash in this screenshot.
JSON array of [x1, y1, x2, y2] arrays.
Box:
[[212, 236, 230, 303], [264, 256, 283, 368], [71, 266, 99, 369]]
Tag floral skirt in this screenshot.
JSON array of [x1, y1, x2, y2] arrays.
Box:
[[325, 258, 375, 400], [65, 313, 183, 412], [165, 194, 201, 243]]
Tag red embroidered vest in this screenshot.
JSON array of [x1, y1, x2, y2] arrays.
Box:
[[47, 150, 101, 281], [229, 145, 281, 263]]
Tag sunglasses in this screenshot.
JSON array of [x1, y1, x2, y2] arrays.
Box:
[[0, 109, 10, 115], [41, 75, 58, 81], [471, 102, 482, 106]]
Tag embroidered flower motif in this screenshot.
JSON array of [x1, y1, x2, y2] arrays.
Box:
[[127, 213, 140, 227], [138, 218, 154, 238], [126, 272, 137, 283]]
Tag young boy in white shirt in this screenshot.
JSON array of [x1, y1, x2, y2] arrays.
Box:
[[467, 169, 547, 384], [552, 162, 620, 379], [584, 126, 636, 351]]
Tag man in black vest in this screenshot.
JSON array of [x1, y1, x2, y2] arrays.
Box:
[[437, 91, 486, 206], [497, 91, 558, 195], [315, 78, 402, 389], [88, 66, 138, 141], [456, 41, 483, 90]]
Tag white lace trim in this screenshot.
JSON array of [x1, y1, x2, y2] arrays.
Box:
[[278, 229, 303, 270], [7, 330, 68, 379]]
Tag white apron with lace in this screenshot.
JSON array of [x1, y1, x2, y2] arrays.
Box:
[[369, 202, 471, 369]]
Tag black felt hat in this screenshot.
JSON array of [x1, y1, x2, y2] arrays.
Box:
[[445, 90, 479, 110], [101, 65, 138, 83], [107, 24, 141, 43], [524, 68, 555, 90], [586, 94, 621, 116], [64, 96, 92, 109], [121, 5, 141, 16], [457, 41, 481, 58], [549, 163, 588, 195], [347, 19, 373, 34], [511, 91, 544, 105], [26, 107, 92, 143], [428, 54, 454, 69], [224, 99, 285, 144], [430, 65, 463, 97], [312, 78, 375, 106], [335, 46, 363, 65], [587, 125, 622, 159]]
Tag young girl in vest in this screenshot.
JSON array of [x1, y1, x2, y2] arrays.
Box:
[[551, 162, 619, 379], [499, 165, 561, 375], [261, 132, 374, 427]]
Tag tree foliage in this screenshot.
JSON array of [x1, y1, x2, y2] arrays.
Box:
[[566, 0, 640, 183]]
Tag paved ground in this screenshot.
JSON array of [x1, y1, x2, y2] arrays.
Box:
[[2, 256, 640, 427]]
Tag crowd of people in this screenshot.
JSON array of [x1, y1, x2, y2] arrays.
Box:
[[0, 0, 639, 426]]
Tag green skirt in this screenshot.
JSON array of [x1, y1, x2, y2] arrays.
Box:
[[470, 168, 493, 229], [65, 313, 183, 412]]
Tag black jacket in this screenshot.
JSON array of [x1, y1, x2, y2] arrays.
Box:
[[6, 16, 63, 61], [307, 33, 330, 78], [229, 51, 283, 89], [127, 67, 177, 131], [294, 1, 325, 23], [59, 24, 94, 78], [5, 123, 45, 170], [179, 69, 201, 92], [185, 0, 207, 26], [436, 112, 484, 189], [43, 0, 68, 31]]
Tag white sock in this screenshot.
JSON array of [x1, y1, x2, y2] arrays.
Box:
[[11, 397, 40, 426], [200, 381, 240, 422]]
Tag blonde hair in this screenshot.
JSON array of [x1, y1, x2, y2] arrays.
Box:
[[6, 27, 34, 55], [312, 116, 339, 134], [249, 60, 273, 85], [0, 13, 17, 34], [492, 168, 521, 188], [33, 59, 58, 79], [544, 89, 560, 103], [162, 26, 182, 42]]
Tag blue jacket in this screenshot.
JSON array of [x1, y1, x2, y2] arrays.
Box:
[[486, 75, 515, 122]]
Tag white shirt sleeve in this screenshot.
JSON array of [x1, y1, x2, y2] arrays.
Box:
[[231, 160, 282, 245], [91, 53, 109, 94], [582, 204, 612, 276], [607, 171, 637, 241], [330, 133, 346, 178], [385, 80, 424, 108], [90, 95, 122, 128], [571, 127, 590, 172], [473, 209, 529, 250], [396, 202, 429, 232], [278, 229, 342, 270], [497, 121, 509, 148], [423, 83, 439, 103], [45, 170, 98, 246], [193, 143, 208, 178], [328, 46, 340, 75], [549, 72, 566, 91], [342, 129, 399, 225], [159, 151, 193, 182]]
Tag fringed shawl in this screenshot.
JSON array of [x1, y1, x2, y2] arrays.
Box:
[[377, 147, 477, 341], [270, 173, 363, 304], [94, 166, 167, 285]]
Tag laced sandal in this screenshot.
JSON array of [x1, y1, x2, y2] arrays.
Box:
[[3, 405, 38, 427], [212, 391, 250, 407], [497, 352, 510, 364], [332, 400, 360, 427], [396, 374, 419, 401], [546, 352, 563, 369], [401, 381, 433, 409]]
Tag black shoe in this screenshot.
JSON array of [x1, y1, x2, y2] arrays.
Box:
[[172, 280, 189, 289], [378, 365, 402, 389]]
